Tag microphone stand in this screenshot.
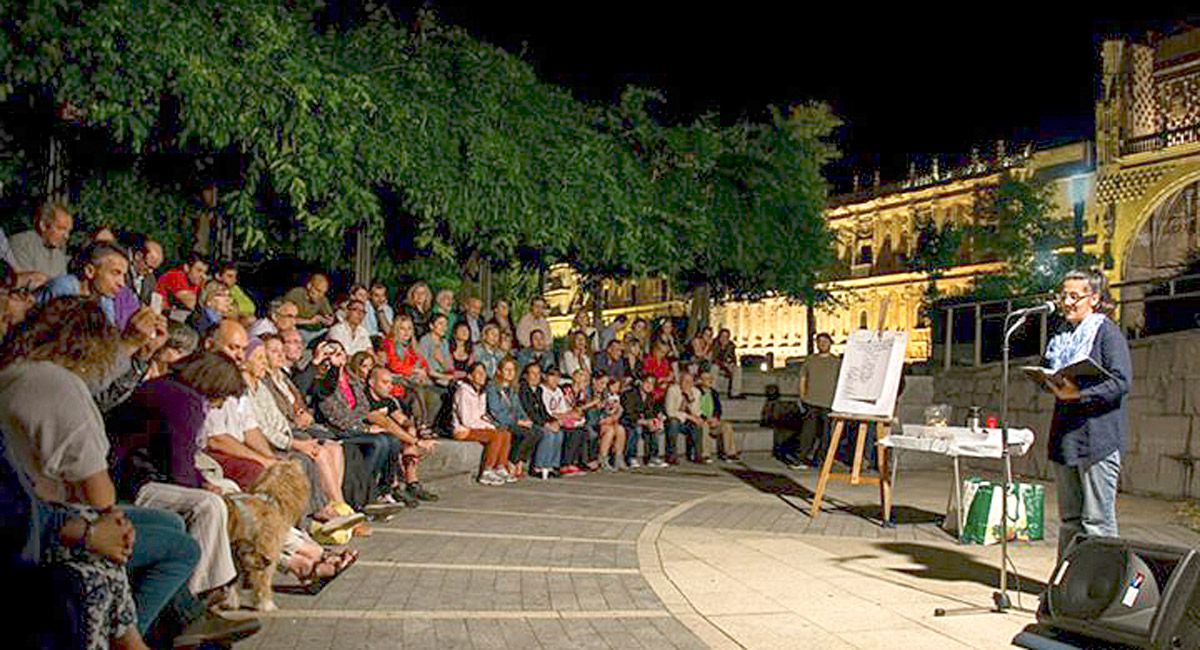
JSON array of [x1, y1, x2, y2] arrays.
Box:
[[994, 310, 1032, 612]]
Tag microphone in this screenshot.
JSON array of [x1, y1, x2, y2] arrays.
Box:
[[1009, 301, 1056, 318]]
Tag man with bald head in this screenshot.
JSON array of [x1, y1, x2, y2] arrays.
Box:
[[11, 202, 72, 280], [205, 318, 249, 365], [285, 273, 335, 344]]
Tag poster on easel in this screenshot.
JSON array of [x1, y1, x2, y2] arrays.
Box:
[[831, 329, 908, 419]]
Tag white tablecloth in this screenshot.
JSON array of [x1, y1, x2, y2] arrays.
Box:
[[881, 426, 1035, 459]]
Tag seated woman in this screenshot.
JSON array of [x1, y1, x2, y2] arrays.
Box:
[[561, 331, 593, 379], [145, 322, 199, 380], [108, 352, 244, 601], [260, 335, 378, 510], [317, 340, 422, 508], [0, 297, 201, 637], [451, 362, 514, 486], [417, 313, 455, 388], [242, 337, 361, 529], [642, 339, 675, 404], [448, 321, 473, 380], [567, 367, 603, 470], [486, 356, 542, 479], [2, 430, 146, 650], [382, 314, 439, 427], [518, 363, 564, 480], [595, 374, 628, 471]]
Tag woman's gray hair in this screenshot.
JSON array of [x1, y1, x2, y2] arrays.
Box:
[[1063, 268, 1114, 314]]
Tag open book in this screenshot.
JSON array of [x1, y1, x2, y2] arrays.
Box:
[[1021, 358, 1114, 392]]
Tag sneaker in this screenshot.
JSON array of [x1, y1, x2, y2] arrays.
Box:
[[533, 466, 552, 480], [559, 465, 583, 477], [627, 458, 642, 469], [615, 457, 629, 471], [495, 467, 519, 483], [666, 456, 680, 465], [726, 454, 742, 462], [648, 457, 668, 468], [478, 470, 506, 486], [406, 482, 440, 502], [700, 456, 714, 465], [600, 460, 616, 472]]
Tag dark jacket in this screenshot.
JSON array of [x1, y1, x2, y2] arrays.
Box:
[[1048, 318, 1131, 466], [518, 381, 554, 426], [107, 378, 207, 499], [620, 387, 662, 426]]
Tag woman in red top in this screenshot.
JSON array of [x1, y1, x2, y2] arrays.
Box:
[[382, 313, 437, 425], [642, 339, 675, 403]]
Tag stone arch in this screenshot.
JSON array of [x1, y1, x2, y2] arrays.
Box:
[[1117, 168, 1200, 331]]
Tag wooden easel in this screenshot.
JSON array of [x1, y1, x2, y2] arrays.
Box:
[[808, 412, 893, 523]]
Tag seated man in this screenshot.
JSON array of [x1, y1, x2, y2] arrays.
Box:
[[620, 374, 666, 467], [215, 261, 256, 323], [365, 366, 438, 503], [328, 297, 373, 358], [697, 370, 740, 462], [539, 368, 587, 475], [317, 341, 419, 508], [284, 273, 335, 344], [156, 253, 209, 314], [37, 241, 129, 327], [664, 370, 705, 464], [9, 201, 71, 282], [517, 328, 557, 374]]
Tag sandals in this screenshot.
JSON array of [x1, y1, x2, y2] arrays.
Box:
[[295, 550, 358, 594]]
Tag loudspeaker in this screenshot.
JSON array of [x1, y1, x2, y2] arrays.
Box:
[[1035, 536, 1200, 649]]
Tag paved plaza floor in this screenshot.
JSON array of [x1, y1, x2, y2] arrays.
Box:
[[235, 453, 1199, 649]]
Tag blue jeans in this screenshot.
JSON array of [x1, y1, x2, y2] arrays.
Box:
[[124, 506, 201, 634], [1052, 450, 1121, 560], [666, 419, 699, 461], [534, 429, 564, 469]]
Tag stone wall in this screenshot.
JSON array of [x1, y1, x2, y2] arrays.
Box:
[[932, 329, 1200, 499]]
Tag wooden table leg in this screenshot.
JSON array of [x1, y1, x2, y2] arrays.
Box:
[[850, 422, 866, 485], [810, 419, 844, 519]]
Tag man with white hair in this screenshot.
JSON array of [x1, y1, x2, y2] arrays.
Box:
[[10, 202, 72, 280]]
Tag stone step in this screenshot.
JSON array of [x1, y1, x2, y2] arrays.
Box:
[[730, 424, 775, 452]]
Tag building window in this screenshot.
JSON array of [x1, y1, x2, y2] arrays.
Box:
[[858, 245, 873, 265], [859, 311, 869, 329]]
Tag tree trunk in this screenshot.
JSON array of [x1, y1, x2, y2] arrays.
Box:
[[806, 299, 815, 356], [686, 282, 711, 340], [590, 277, 604, 335]]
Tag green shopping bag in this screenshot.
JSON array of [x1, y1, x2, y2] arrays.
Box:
[[1018, 483, 1045, 541], [960, 478, 1045, 544]]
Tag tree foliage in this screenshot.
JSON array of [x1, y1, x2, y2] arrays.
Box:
[[0, 0, 838, 303]]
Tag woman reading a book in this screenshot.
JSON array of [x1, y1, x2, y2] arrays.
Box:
[[1044, 269, 1131, 560]]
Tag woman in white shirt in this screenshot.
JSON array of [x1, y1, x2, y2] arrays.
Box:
[[452, 362, 514, 486], [560, 331, 593, 380]]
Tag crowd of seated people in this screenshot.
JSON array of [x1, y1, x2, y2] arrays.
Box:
[[0, 202, 747, 647]]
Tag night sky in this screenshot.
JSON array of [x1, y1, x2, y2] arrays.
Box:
[[416, 3, 1197, 191]]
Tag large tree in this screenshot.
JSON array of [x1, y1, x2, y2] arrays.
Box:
[[0, 1, 839, 307]]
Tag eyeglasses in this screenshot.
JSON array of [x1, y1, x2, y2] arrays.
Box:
[[1058, 291, 1093, 304]]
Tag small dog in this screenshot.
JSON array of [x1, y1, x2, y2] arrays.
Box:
[[223, 460, 310, 611]]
